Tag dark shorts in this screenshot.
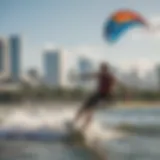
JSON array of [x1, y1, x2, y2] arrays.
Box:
[[82, 92, 113, 110]]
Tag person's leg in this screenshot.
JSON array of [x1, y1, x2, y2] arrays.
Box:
[[81, 108, 94, 130], [82, 93, 109, 130], [74, 93, 100, 128], [79, 93, 101, 130]]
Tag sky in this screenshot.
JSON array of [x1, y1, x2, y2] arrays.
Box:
[[0, 0, 160, 75]]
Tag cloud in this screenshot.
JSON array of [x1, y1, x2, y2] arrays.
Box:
[[129, 16, 160, 40], [44, 42, 62, 50], [150, 16, 160, 26]]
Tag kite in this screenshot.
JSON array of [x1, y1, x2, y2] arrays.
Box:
[[103, 9, 149, 43]]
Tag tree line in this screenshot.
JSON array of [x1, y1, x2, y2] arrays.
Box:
[[0, 84, 159, 103]]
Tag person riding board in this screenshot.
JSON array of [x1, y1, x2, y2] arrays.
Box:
[[73, 62, 116, 130]]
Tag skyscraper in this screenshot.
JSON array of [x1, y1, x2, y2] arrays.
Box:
[[78, 57, 94, 89], [9, 35, 21, 81], [44, 50, 61, 86], [0, 38, 10, 79]]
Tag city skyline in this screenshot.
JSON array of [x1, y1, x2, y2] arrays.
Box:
[[41, 47, 160, 90], [0, 0, 160, 75], [0, 34, 157, 90]]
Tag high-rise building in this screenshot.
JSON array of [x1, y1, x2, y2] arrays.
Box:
[[60, 49, 78, 88], [78, 57, 94, 89], [44, 49, 61, 86], [9, 35, 21, 81], [0, 38, 10, 79], [43, 48, 78, 88]]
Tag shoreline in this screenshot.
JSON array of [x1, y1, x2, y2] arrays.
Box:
[[117, 101, 160, 107], [0, 100, 160, 108]]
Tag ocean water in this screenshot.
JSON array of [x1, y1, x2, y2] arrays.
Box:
[[0, 104, 160, 160], [97, 107, 160, 126], [96, 107, 160, 160], [0, 141, 99, 160]]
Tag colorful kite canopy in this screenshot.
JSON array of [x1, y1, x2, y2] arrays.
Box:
[[103, 9, 148, 43]]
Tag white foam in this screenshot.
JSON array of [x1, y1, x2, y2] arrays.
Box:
[[0, 105, 129, 145], [0, 107, 76, 131]]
